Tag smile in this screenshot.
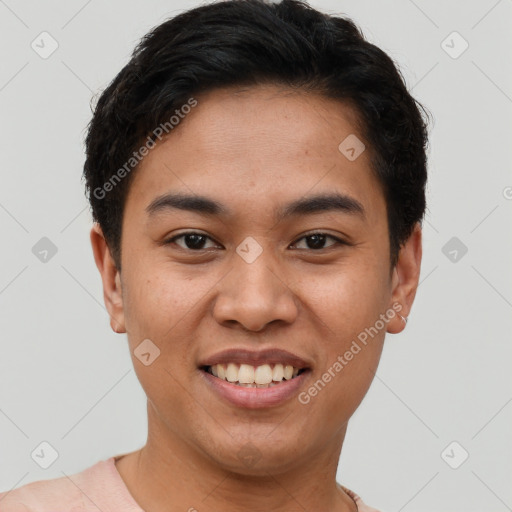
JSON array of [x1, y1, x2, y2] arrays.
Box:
[[203, 363, 305, 388]]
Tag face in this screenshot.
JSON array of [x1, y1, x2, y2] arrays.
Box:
[[91, 84, 421, 476]]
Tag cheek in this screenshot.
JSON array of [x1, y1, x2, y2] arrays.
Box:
[[295, 262, 386, 416], [298, 259, 387, 332], [122, 262, 194, 336], [300, 320, 384, 433], [122, 262, 221, 374]]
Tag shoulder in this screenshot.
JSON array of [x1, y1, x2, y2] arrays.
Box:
[[0, 474, 85, 512], [340, 484, 383, 512], [0, 458, 115, 512]]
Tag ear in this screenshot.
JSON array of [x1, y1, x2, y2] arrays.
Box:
[[386, 222, 422, 334], [90, 223, 126, 334]]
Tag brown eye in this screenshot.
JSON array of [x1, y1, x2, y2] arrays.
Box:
[[165, 232, 219, 250], [292, 232, 346, 250]]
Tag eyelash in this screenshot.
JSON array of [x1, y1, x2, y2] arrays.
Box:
[[164, 231, 349, 252]]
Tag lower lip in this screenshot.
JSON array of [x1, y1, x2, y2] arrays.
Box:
[[200, 369, 310, 409]]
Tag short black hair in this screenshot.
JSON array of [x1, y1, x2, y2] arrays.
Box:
[[83, 0, 431, 272]]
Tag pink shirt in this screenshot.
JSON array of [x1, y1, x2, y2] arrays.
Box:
[[0, 455, 381, 511]]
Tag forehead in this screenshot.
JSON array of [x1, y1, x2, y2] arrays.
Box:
[[123, 84, 385, 226]]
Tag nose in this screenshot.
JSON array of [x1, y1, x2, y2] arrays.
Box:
[[212, 250, 298, 333]]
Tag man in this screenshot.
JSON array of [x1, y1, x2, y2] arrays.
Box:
[[0, 0, 428, 510]]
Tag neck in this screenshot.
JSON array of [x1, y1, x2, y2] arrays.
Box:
[[115, 403, 358, 512]]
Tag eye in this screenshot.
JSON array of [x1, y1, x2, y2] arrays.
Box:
[[291, 232, 347, 250], [164, 231, 220, 251], [164, 231, 348, 252]]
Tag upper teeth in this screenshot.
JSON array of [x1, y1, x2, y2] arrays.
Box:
[[209, 363, 300, 384]]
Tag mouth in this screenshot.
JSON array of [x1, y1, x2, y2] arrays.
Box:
[[198, 348, 312, 408], [201, 363, 307, 388]]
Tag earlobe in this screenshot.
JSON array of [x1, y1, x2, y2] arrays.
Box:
[[386, 222, 422, 335], [90, 223, 126, 334]]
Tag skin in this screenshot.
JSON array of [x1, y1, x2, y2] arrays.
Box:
[[90, 84, 422, 512]]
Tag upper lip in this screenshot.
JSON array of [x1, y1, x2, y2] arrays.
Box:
[[199, 348, 311, 369]]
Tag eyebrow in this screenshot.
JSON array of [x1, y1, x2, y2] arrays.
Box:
[[145, 192, 366, 222]]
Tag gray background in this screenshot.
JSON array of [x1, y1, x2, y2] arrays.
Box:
[[0, 1, 511, 511]]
